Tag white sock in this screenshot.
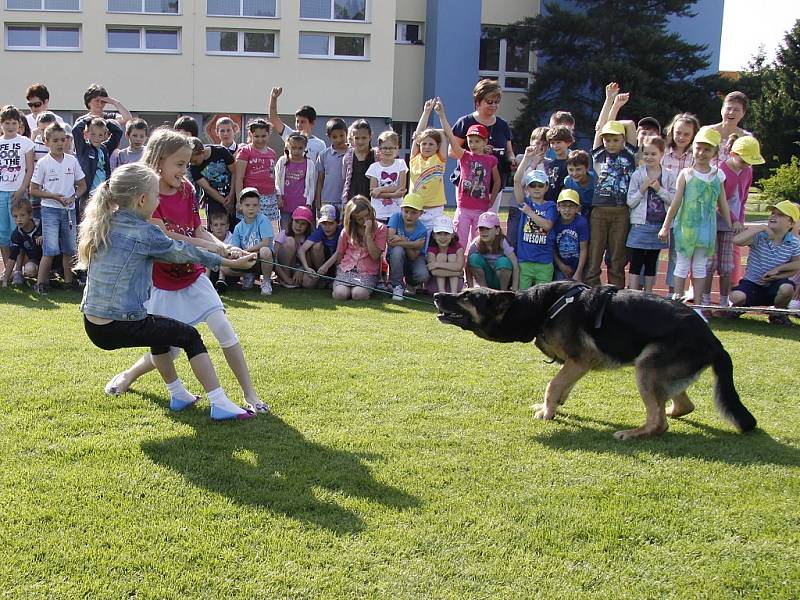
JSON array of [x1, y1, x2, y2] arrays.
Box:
[[701, 293, 711, 305], [165, 378, 195, 401], [789, 299, 800, 310], [693, 307, 708, 323], [719, 295, 729, 307], [207, 387, 246, 413]]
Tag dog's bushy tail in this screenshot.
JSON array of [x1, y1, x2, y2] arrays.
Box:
[[711, 349, 756, 433]]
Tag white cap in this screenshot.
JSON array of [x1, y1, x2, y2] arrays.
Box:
[[432, 215, 454, 234]]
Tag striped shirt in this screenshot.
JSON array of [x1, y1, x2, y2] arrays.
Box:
[[743, 231, 800, 285], [662, 148, 693, 174]]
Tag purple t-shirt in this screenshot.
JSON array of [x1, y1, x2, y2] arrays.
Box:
[[282, 160, 307, 213], [457, 151, 498, 211], [308, 224, 342, 253]]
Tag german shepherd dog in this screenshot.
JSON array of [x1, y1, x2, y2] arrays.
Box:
[[434, 282, 757, 440]]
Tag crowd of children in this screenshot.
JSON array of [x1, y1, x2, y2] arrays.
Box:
[[2, 80, 800, 328]]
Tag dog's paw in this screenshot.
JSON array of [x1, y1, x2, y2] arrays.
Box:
[[533, 404, 555, 420], [613, 424, 667, 440]]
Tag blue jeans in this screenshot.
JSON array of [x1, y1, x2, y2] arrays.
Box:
[[0, 191, 14, 246], [40, 206, 77, 257], [388, 246, 430, 288]]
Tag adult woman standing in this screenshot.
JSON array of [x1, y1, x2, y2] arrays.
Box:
[[709, 91, 750, 164], [449, 79, 516, 244]]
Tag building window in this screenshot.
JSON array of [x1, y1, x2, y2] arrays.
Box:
[[6, 0, 80, 10], [107, 27, 180, 52], [207, 0, 276, 17], [479, 26, 531, 91], [299, 32, 366, 59], [395, 21, 422, 45], [207, 29, 276, 55], [5, 23, 80, 50], [300, 0, 366, 21], [107, 0, 179, 14]]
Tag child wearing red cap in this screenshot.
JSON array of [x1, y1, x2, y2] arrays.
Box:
[[436, 100, 501, 248], [274, 205, 314, 288]]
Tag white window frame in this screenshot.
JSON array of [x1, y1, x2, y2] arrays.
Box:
[[107, 0, 180, 15], [206, 28, 278, 57], [479, 29, 532, 92], [206, 0, 278, 18], [298, 32, 367, 60], [5, 0, 81, 11], [106, 26, 181, 54], [4, 23, 81, 51], [299, 0, 367, 23], [395, 21, 423, 45]]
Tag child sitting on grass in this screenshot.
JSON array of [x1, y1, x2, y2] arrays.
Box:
[[274, 205, 315, 289], [298, 204, 341, 288], [332, 195, 387, 301], [387, 192, 430, 301], [426, 214, 464, 293], [228, 187, 274, 296], [466, 211, 519, 290], [2, 197, 41, 287]]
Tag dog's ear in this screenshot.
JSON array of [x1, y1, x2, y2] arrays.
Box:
[[489, 291, 516, 318]]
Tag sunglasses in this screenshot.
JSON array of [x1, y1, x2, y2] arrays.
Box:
[[27, 101, 43, 108], [528, 182, 547, 188]]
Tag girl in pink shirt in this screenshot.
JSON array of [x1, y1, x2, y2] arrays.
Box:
[[235, 119, 278, 229], [332, 195, 387, 300], [104, 128, 267, 417], [275, 132, 316, 231]]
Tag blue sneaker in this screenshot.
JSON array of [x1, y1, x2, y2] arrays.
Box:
[[169, 395, 200, 411], [210, 404, 255, 421]]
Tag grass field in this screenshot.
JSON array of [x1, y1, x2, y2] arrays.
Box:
[[1, 286, 799, 599]]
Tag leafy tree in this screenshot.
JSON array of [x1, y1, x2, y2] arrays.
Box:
[[504, 0, 726, 143]]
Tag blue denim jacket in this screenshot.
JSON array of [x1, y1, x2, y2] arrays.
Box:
[[80, 209, 223, 321]]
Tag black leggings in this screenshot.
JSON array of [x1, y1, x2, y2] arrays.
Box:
[[629, 248, 661, 277], [83, 315, 207, 359]]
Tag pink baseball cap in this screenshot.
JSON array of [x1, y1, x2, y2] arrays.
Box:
[[477, 211, 500, 229], [466, 123, 489, 140], [291, 205, 314, 224]]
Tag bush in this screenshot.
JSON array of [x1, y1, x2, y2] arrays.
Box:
[[758, 156, 800, 202]]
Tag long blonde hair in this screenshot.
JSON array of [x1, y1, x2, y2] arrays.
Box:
[[142, 126, 193, 171], [77, 163, 159, 268], [343, 195, 376, 246]]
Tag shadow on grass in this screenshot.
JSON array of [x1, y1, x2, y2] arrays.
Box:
[[0, 286, 79, 310], [533, 412, 800, 466], [138, 392, 420, 535]]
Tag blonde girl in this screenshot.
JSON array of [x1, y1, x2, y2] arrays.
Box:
[[410, 99, 449, 232], [663, 113, 700, 173], [78, 163, 257, 420], [103, 128, 268, 415], [659, 127, 732, 320], [332, 195, 388, 300]]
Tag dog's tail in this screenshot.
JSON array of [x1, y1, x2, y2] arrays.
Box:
[[711, 349, 756, 433]]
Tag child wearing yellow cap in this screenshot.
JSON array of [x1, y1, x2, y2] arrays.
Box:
[[705, 135, 765, 307], [387, 192, 430, 300], [659, 126, 732, 321], [552, 189, 589, 281]]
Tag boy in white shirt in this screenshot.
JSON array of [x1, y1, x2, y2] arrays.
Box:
[[0, 105, 35, 274], [29, 123, 87, 294]]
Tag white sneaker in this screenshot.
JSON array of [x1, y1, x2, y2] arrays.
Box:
[[392, 285, 404, 301], [260, 280, 272, 296], [241, 273, 255, 290], [11, 271, 24, 286]]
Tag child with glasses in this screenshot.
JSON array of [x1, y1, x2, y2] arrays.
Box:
[[366, 130, 408, 225]]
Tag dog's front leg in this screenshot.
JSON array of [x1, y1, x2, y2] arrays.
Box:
[[535, 360, 589, 420]]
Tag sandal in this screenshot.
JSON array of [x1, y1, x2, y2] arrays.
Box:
[[104, 372, 128, 396], [246, 399, 270, 414]]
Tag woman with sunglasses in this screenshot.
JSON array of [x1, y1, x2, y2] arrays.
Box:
[[24, 83, 64, 137]]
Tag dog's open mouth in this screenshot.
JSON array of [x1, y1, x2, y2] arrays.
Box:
[[436, 310, 467, 325]]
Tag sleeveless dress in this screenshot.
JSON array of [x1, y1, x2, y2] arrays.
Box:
[[673, 169, 721, 256]]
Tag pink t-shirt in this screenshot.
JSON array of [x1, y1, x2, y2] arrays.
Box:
[[457, 151, 498, 211], [282, 160, 307, 213], [236, 144, 277, 195], [152, 180, 205, 291], [719, 160, 752, 229], [336, 222, 388, 276], [428, 241, 464, 257]]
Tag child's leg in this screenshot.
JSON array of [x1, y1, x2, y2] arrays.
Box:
[[518, 262, 534, 290], [351, 285, 372, 300], [61, 207, 77, 284], [467, 253, 490, 288], [259, 247, 274, 281], [388, 245, 406, 288], [446, 253, 463, 293], [585, 209, 609, 286], [307, 242, 325, 270], [628, 248, 643, 291], [689, 247, 708, 303], [672, 251, 691, 298], [643, 250, 659, 294], [0, 192, 12, 269], [606, 207, 629, 288], [332, 283, 352, 300], [275, 237, 297, 284], [408, 254, 430, 288], [37, 207, 60, 287]]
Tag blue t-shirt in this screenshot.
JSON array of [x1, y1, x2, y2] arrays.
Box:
[[388, 211, 429, 255], [563, 172, 596, 216], [231, 214, 274, 250], [591, 143, 637, 207], [307, 223, 343, 253], [553, 214, 589, 271], [516, 198, 557, 263], [543, 157, 568, 202]]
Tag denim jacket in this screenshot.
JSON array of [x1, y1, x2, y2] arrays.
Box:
[[80, 209, 223, 321]]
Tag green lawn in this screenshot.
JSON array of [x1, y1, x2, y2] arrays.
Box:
[[1, 287, 798, 599]]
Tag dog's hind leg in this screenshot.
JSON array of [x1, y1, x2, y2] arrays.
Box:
[[534, 360, 589, 420], [667, 391, 695, 418], [613, 366, 669, 440]]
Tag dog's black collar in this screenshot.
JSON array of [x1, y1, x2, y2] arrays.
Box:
[[546, 284, 590, 321]]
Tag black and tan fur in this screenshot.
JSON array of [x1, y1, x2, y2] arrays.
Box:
[[434, 282, 757, 440]]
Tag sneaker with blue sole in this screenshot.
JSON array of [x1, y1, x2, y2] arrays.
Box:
[[210, 404, 256, 420], [169, 395, 200, 411]]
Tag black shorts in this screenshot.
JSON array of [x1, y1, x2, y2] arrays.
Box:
[[733, 278, 795, 306]]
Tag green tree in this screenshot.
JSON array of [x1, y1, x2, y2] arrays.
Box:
[[741, 20, 800, 172], [505, 0, 725, 143]]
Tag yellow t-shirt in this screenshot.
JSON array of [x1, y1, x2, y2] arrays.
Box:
[[410, 153, 446, 209]]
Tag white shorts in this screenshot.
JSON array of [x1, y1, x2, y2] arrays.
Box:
[[147, 274, 224, 325]]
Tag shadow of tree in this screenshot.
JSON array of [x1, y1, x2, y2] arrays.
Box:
[[138, 392, 420, 535], [532, 411, 800, 467]]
